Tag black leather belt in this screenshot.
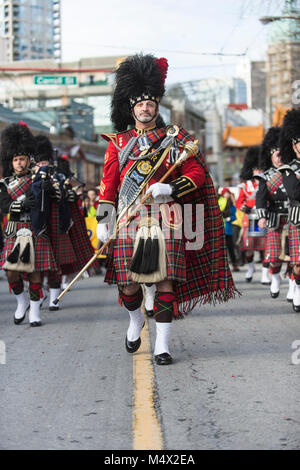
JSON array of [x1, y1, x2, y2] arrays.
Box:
[[10, 213, 31, 223]]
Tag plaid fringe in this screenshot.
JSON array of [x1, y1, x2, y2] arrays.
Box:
[[178, 286, 241, 317]]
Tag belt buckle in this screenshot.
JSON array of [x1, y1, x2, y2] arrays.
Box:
[[19, 213, 31, 223]]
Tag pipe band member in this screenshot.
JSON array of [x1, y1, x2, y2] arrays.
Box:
[[96, 54, 238, 365]]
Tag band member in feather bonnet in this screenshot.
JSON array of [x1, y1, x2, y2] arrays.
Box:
[[236, 146, 267, 283], [259, 127, 281, 171], [97, 53, 238, 365], [256, 127, 291, 300], [0, 123, 57, 327], [278, 108, 300, 311], [279, 108, 300, 164]]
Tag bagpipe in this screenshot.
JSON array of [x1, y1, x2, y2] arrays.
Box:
[[31, 164, 52, 236], [50, 149, 86, 233]]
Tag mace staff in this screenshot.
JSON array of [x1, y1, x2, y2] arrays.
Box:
[[53, 140, 199, 305]]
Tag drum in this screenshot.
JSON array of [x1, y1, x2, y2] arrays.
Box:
[[247, 213, 266, 237]]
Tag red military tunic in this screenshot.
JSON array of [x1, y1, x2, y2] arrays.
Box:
[[98, 125, 237, 314], [99, 127, 205, 207]]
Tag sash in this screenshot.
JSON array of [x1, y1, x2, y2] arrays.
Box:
[[117, 142, 172, 221], [6, 174, 32, 201], [266, 170, 285, 196]]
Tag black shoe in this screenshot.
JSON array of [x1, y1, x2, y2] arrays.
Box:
[[30, 321, 42, 327], [145, 309, 154, 317], [155, 353, 173, 365], [14, 305, 29, 325], [261, 281, 271, 286], [125, 336, 141, 353], [49, 306, 59, 311], [286, 298, 293, 303], [14, 312, 26, 325], [245, 277, 252, 283], [270, 291, 279, 298], [293, 303, 300, 312], [125, 322, 145, 353]]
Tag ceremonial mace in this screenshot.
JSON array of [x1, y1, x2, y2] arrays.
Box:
[[53, 140, 199, 305]]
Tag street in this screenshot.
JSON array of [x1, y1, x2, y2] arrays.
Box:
[[0, 263, 300, 450]]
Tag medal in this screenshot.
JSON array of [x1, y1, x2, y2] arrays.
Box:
[[138, 135, 150, 151]]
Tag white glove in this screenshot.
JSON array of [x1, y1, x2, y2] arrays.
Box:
[[97, 223, 109, 244], [146, 183, 173, 199]]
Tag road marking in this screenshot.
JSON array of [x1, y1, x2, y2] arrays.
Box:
[[132, 317, 163, 450]]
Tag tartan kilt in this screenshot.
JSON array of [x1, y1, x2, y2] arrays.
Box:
[[288, 224, 300, 265], [60, 203, 95, 275], [0, 221, 57, 272], [56, 232, 77, 266], [240, 227, 266, 251], [48, 202, 94, 275], [264, 216, 288, 263], [104, 203, 186, 286], [48, 203, 76, 267], [105, 236, 187, 286]]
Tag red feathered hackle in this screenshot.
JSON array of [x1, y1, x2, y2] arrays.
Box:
[[155, 58, 168, 84]]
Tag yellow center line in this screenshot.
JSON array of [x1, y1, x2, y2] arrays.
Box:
[[132, 317, 163, 450]]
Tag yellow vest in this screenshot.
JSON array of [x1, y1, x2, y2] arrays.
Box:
[[232, 208, 245, 228]]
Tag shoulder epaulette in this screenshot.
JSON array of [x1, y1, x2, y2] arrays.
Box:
[[100, 132, 118, 145], [100, 129, 137, 151]]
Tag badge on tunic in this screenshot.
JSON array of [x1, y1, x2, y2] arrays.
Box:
[[137, 160, 152, 175]]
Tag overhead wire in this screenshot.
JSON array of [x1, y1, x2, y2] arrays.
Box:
[[62, 40, 247, 57]]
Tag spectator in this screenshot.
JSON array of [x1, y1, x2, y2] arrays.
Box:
[[231, 205, 246, 266], [87, 188, 99, 209], [218, 188, 240, 272], [83, 195, 96, 218]]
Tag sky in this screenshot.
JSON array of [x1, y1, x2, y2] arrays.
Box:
[[60, 0, 285, 85]]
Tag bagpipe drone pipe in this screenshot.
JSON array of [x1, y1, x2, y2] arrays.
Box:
[[30, 165, 52, 236]]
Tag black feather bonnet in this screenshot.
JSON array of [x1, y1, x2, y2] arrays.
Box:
[[111, 54, 168, 132], [240, 146, 261, 181], [35, 134, 53, 163], [259, 126, 281, 170], [0, 122, 36, 177], [279, 108, 300, 163]]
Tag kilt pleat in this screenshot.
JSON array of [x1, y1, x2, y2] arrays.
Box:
[[264, 216, 287, 263], [56, 232, 77, 265], [106, 236, 187, 286], [288, 224, 300, 265], [60, 204, 95, 274], [104, 203, 187, 286], [48, 202, 94, 275]]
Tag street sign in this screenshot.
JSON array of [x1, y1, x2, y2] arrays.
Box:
[[34, 76, 77, 85]]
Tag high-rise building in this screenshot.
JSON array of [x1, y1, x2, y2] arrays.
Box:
[[0, 0, 61, 62], [265, 0, 300, 122]]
